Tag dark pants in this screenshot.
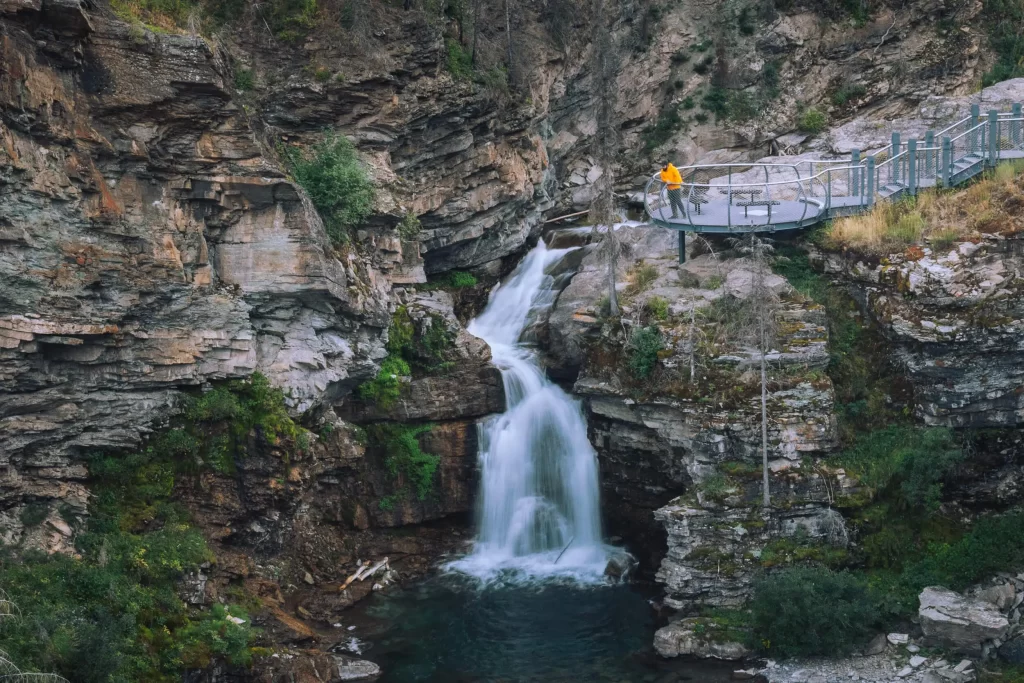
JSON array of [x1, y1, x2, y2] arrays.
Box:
[[668, 188, 685, 218]]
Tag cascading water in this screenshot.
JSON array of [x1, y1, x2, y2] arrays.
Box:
[[448, 241, 610, 583]]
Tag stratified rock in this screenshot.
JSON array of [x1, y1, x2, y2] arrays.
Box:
[[653, 618, 750, 660], [822, 236, 1024, 428], [919, 586, 1010, 654]]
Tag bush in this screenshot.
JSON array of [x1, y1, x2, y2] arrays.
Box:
[[627, 326, 664, 379], [233, 67, 254, 91], [286, 133, 375, 244], [751, 567, 878, 657], [367, 424, 440, 500], [446, 38, 473, 80], [263, 0, 318, 40], [397, 211, 421, 240], [357, 356, 411, 408], [830, 83, 867, 106], [693, 54, 715, 75], [447, 271, 477, 288], [799, 107, 828, 133], [0, 418, 259, 681], [643, 104, 683, 152], [835, 426, 963, 510], [646, 295, 670, 321], [626, 261, 659, 294]]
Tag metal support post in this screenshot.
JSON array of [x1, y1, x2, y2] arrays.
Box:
[[989, 109, 999, 165], [866, 157, 875, 207], [907, 139, 917, 196], [941, 137, 952, 187], [678, 231, 686, 264], [924, 131, 934, 178], [890, 132, 901, 185], [971, 104, 980, 154], [851, 148, 861, 198], [1014, 103, 1022, 147]]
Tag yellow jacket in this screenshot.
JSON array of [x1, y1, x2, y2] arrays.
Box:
[[660, 163, 683, 190]]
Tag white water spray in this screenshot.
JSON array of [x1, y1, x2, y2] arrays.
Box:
[[448, 241, 610, 583]]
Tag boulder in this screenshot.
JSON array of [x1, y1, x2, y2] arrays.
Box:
[[919, 586, 1009, 654], [998, 636, 1024, 664], [974, 582, 1016, 611], [603, 548, 638, 581], [653, 618, 750, 660]]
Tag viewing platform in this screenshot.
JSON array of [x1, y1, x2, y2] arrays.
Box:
[[643, 104, 1024, 258]]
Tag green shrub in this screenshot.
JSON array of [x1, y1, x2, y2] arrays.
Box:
[[313, 66, 331, 82], [930, 228, 961, 252], [627, 262, 659, 294], [627, 326, 664, 379], [286, 133, 375, 244], [703, 274, 725, 289], [831, 83, 867, 106], [397, 211, 421, 240], [367, 424, 440, 500], [671, 50, 691, 64], [0, 425, 257, 681], [233, 67, 254, 91], [264, 0, 318, 40], [835, 426, 963, 510], [447, 271, 477, 288], [693, 53, 714, 75], [751, 567, 878, 657], [737, 6, 755, 34], [694, 112, 709, 124], [682, 95, 696, 109], [446, 38, 473, 80], [646, 295, 670, 321], [357, 356, 411, 408], [643, 104, 684, 152], [799, 107, 828, 133]]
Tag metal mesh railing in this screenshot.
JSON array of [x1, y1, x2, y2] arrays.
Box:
[[642, 104, 1024, 232]]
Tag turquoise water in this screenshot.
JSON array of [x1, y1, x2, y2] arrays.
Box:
[[342, 576, 738, 683]]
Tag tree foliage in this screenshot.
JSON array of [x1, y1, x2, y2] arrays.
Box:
[[286, 134, 375, 244]]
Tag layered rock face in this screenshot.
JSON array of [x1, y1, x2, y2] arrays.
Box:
[[542, 226, 846, 605], [819, 237, 1024, 428], [0, 7, 397, 547]]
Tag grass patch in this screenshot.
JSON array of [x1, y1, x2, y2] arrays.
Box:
[[625, 261, 659, 296], [822, 162, 1024, 254], [233, 66, 255, 91], [285, 133, 375, 245]]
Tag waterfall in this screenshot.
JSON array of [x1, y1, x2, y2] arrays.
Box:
[[447, 241, 610, 583]]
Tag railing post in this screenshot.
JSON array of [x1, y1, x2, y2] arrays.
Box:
[[941, 136, 952, 187], [971, 103, 980, 154], [851, 148, 861, 197], [924, 130, 934, 178], [908, 139, 917, 196], [1014, 103, 1022, 147], [891, 131, 901, 185], [989, 109, 999, 165], [866, 157, 875, 207]]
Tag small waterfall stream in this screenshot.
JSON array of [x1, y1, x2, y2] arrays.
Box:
[[448, 241, 610, 582]]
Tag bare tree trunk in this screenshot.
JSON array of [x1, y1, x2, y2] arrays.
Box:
[[471, 0, 480, 65], [760, 311, 770, 508], [688, 302, 697, 384], [607, 234, 620, 316], [505, 0, 514, 84]]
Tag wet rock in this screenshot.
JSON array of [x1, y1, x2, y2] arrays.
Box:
[[919, 586, 1009, 654], [653, 618, 750, 660], [998, 636, 1024, 664], [604, 549, 638, 581], [251, 651, 381, 682]]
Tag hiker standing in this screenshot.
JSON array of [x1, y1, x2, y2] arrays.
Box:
[[660, 162, 685, 218]]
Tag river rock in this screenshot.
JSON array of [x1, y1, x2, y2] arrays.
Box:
[[653, 618, 750, 660], [998, 636, 1024, 664], [604, 548, 638, 581], [919, 586, 1010, 654]]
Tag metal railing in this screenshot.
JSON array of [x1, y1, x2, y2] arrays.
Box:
[[643, 103, 1024, 233]]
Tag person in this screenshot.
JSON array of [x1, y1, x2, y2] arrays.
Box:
[[660, 162, 685, 218]]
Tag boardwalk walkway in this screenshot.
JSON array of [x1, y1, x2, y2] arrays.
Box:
[[643, 104, 1024, 260]]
